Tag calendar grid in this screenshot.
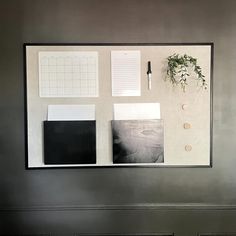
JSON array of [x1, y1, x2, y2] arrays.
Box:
[[39, 51, 98, 97]]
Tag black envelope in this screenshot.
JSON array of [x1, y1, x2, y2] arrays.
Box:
[[44, 121, 96, 165]]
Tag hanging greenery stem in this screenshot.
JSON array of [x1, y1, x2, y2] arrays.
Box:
[[165, 54, 207, 92]]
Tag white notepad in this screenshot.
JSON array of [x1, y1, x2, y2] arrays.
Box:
[[111, 50, 141, 96]]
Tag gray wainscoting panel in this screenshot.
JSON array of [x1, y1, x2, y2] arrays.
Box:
[[1, 208, 236, 236]]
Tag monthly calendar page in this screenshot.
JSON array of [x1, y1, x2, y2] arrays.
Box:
[[39, 51, 98, 97]]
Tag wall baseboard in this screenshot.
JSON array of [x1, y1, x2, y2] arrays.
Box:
[[199, 234, 236, 236], [0, 234, 173, 236]]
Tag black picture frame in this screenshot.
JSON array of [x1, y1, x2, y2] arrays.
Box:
[[24, 42, 214, 169]]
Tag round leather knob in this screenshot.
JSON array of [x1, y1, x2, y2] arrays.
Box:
[[185, 145, 192, 152]]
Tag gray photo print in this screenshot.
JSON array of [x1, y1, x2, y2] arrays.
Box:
[[112, 119, 164, 163]]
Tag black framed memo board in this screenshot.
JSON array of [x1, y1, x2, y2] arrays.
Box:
[[24, 43, 213, 169]]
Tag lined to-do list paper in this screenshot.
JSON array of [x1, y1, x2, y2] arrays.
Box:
[[39, 51, 98, 97], [111, 50, 141, 96]]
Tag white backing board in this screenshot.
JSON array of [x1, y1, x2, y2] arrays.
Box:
[[47, 104, 95, 121], [114, 103, 160, 120]]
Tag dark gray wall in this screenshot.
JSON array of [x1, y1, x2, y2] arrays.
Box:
[[1, 0, 236, 235]]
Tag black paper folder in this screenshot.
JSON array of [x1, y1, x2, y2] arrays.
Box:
[[44, 121, 96, 165]]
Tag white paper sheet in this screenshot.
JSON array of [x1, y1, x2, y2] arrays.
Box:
[[113, 103, 160, 120], [39, 51, 99, 97], [48, 105, 95, 121], [111, 50, 141, 96]]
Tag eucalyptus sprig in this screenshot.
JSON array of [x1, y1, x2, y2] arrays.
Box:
[[165, 54, 207, 92]]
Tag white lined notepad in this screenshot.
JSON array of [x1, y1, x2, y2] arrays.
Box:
[[111, 50, 141, 96]]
